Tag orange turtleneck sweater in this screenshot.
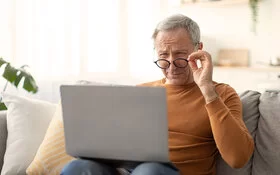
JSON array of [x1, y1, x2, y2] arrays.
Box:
[[139, 79, 254, 175]]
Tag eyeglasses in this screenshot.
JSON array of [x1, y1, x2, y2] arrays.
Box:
[[154, 58, 189, 69]]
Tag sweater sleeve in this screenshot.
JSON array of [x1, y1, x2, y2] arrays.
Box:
[[205, 85, 254, 169]]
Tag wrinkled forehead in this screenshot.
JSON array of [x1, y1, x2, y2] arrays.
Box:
[[154, 29, 195, 52]]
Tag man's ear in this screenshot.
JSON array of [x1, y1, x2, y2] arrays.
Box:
[[198, 42, 203, 50]]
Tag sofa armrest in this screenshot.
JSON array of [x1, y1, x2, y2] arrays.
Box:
[[0, 111, 7, 173]]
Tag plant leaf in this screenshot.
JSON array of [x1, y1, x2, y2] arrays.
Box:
[[0, 102, 7, 111], [1, 57, 39, 94], [0, 57, 8, 68], [23, 75, 38, 93], [3, 64, 18, 83], [14, 72, 24, 87], [17, 67, 38, 93]]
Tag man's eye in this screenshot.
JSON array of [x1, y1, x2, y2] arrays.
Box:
[[177, 52, 187, 55]]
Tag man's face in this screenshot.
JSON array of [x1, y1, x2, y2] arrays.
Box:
[[154, 28, 198, 85]]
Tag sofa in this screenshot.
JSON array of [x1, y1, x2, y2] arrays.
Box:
[[0, 90, 280, 175]]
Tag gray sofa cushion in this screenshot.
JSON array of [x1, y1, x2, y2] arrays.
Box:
[[216, 90, 261, 175], [252, 91, 280, 175], [0, 111, 7, 173]]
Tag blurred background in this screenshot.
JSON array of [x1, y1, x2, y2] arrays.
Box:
[[0, 0, 279, 102]]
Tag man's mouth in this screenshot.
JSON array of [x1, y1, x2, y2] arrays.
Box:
[[168, 73, 182, 78], [170, 73, 182, 75]]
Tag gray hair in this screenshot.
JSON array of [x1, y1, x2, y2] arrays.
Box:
[[152, 14, 200, 45]]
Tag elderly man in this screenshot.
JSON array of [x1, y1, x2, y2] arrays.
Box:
[[61, 14, 254, 175]]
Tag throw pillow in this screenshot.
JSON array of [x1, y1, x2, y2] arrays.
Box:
[[0, 111, 7, 173], [0, 93, 57, 175], [252, 91, 280, 175], [26, 103, 75, 175]]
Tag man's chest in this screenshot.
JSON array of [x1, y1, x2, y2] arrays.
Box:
[[166, 92, 213, 138]]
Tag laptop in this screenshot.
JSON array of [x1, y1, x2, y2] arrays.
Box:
[[60, 84, 170, 165]]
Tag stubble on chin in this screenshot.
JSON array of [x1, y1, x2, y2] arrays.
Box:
[[165, 72, 193, 85], [165, 75, 186, 85]]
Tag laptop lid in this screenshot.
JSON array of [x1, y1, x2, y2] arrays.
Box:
[[60, 84, 169, 163]]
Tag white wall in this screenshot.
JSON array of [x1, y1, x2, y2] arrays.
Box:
[[164, 0, 280, 93], [167, 0, 280, 66], [2, 1, 280, 103]]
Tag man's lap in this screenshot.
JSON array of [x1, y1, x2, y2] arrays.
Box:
[[131, 162, 179, 175], [61, 159, 180, 175]]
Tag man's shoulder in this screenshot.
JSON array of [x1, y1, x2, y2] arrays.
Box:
[[213, 81, 239, 99], [137, 79, 164, 87], [213, 81, 235, 92], [213, 81, 230, 89]]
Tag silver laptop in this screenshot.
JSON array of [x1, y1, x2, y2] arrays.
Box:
[[60, 84, 169, 163]]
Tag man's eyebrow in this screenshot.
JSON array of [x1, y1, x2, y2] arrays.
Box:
[[158, 50, 168, 53], [174, 49, 189, 52]]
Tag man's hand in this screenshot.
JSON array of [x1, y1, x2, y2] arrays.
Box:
[[188, 50, 218, 103]]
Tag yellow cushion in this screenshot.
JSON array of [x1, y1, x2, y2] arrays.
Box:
[[26, 104, 75, 175]]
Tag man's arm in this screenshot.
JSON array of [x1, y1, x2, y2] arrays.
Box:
[[205, 85, 254, 168], [188, 50, 254, 168]]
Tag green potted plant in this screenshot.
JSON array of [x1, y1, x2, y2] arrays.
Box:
[[249, 0, 260, 34], [0, 57, 38, 110]]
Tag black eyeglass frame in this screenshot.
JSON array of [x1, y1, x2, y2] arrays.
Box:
[[153, 58, 189, 69]]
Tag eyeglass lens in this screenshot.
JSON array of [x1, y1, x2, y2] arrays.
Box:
[[155, 58, 188, 69]]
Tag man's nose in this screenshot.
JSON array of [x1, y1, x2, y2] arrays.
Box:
[[168, 55, 177, 71]]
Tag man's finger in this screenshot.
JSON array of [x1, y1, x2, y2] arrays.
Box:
[[188, 50, 211, 62], [188, 60, 198, 71]]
